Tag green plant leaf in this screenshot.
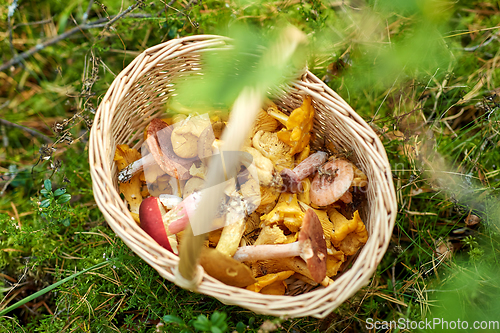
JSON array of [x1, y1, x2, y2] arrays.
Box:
[[193, 315, 211, 331], [40, 189, 51, 197], [210, 327, 223, 333], [40, 199, 51, 208], [60, 218, 70, 227], [210, 311, 226, 328], [44, 179, 52, 192], [56, 194, 71, 204], [163, 315, 185, 325], [53, 188, 66, 196], [235, 322, 246, 333]]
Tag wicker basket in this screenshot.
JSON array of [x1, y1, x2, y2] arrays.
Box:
[[89, 35, 397, 318]]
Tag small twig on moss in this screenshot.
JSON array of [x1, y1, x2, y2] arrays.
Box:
[[13, 18, 54, 29], [0, 118, 52, 143], [464, 34, 497, 52], [103, 2, 141, 29], [0, 2, 146, 72], [164, 0, 198, 29], [6, 0, 38, 80]]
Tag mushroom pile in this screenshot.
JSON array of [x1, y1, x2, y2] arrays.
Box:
[[114, 96, 369, 295]]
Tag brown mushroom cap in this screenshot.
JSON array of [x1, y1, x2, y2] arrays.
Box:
[[139, 196, 173, 252], [299, 209, 327, 283], [146, 119, 196, 180], [199, 248, 257, 288]]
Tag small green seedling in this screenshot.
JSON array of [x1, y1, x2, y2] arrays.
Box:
[[39, 179, 72, 226], [162, 311, 229, 333]]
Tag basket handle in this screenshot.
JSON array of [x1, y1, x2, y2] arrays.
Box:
[[176, 26, 307, 289]]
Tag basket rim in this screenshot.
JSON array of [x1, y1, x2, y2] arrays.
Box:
[[89, 34, 397, 318]]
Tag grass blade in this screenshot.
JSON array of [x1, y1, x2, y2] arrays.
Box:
[[0, 260, 111, 316]]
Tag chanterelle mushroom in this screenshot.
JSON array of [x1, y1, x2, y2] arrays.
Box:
[[330, 210, 368, 256], [254, 225, 288, 245], [246, 270, 294, 293], [114, 144, 143, 223], [261, 193, 304, 233], [252, 130, 293, 171], [274, 96, 315, 155], [233, 209, 327, 283]]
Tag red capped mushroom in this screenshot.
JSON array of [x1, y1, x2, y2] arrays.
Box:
[[138, 192, 204, 253], [139, 196, 178, 253]]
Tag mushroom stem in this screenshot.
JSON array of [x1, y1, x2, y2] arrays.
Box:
[[165, 191, 201, 234], [267, 108, 289, 125], [293, 151, 328, 179], [233, 209, 327, 283], [158, 194, 182, 209], [280, 151, 328, 193], [215, 217, 246, 257], [233, 241, 302, 262], [118, 153, 156, 183]]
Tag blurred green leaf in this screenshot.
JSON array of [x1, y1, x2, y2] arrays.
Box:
[[44, 179, 52, 192], [193, 314, 211, 331], [57, 1, 81, 34], [53, 188, 66, 197], [56, 194, 71, 204], [428, 261, 500, 331], [210, 327, 223, 333], [40, 199, 51, 208], [163, 315, 185, 325], [235, 321, 246, 333], [172, 24, 306, 114]]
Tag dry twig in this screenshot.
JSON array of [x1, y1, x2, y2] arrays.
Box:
[[0, 118, 52, 143], [0, 1, 148, 72]]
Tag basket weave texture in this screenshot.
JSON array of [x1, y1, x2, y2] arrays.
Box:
[[89, 35, 397, 318]]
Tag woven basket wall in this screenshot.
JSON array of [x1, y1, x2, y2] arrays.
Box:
[[89, 35, 397, 318]]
